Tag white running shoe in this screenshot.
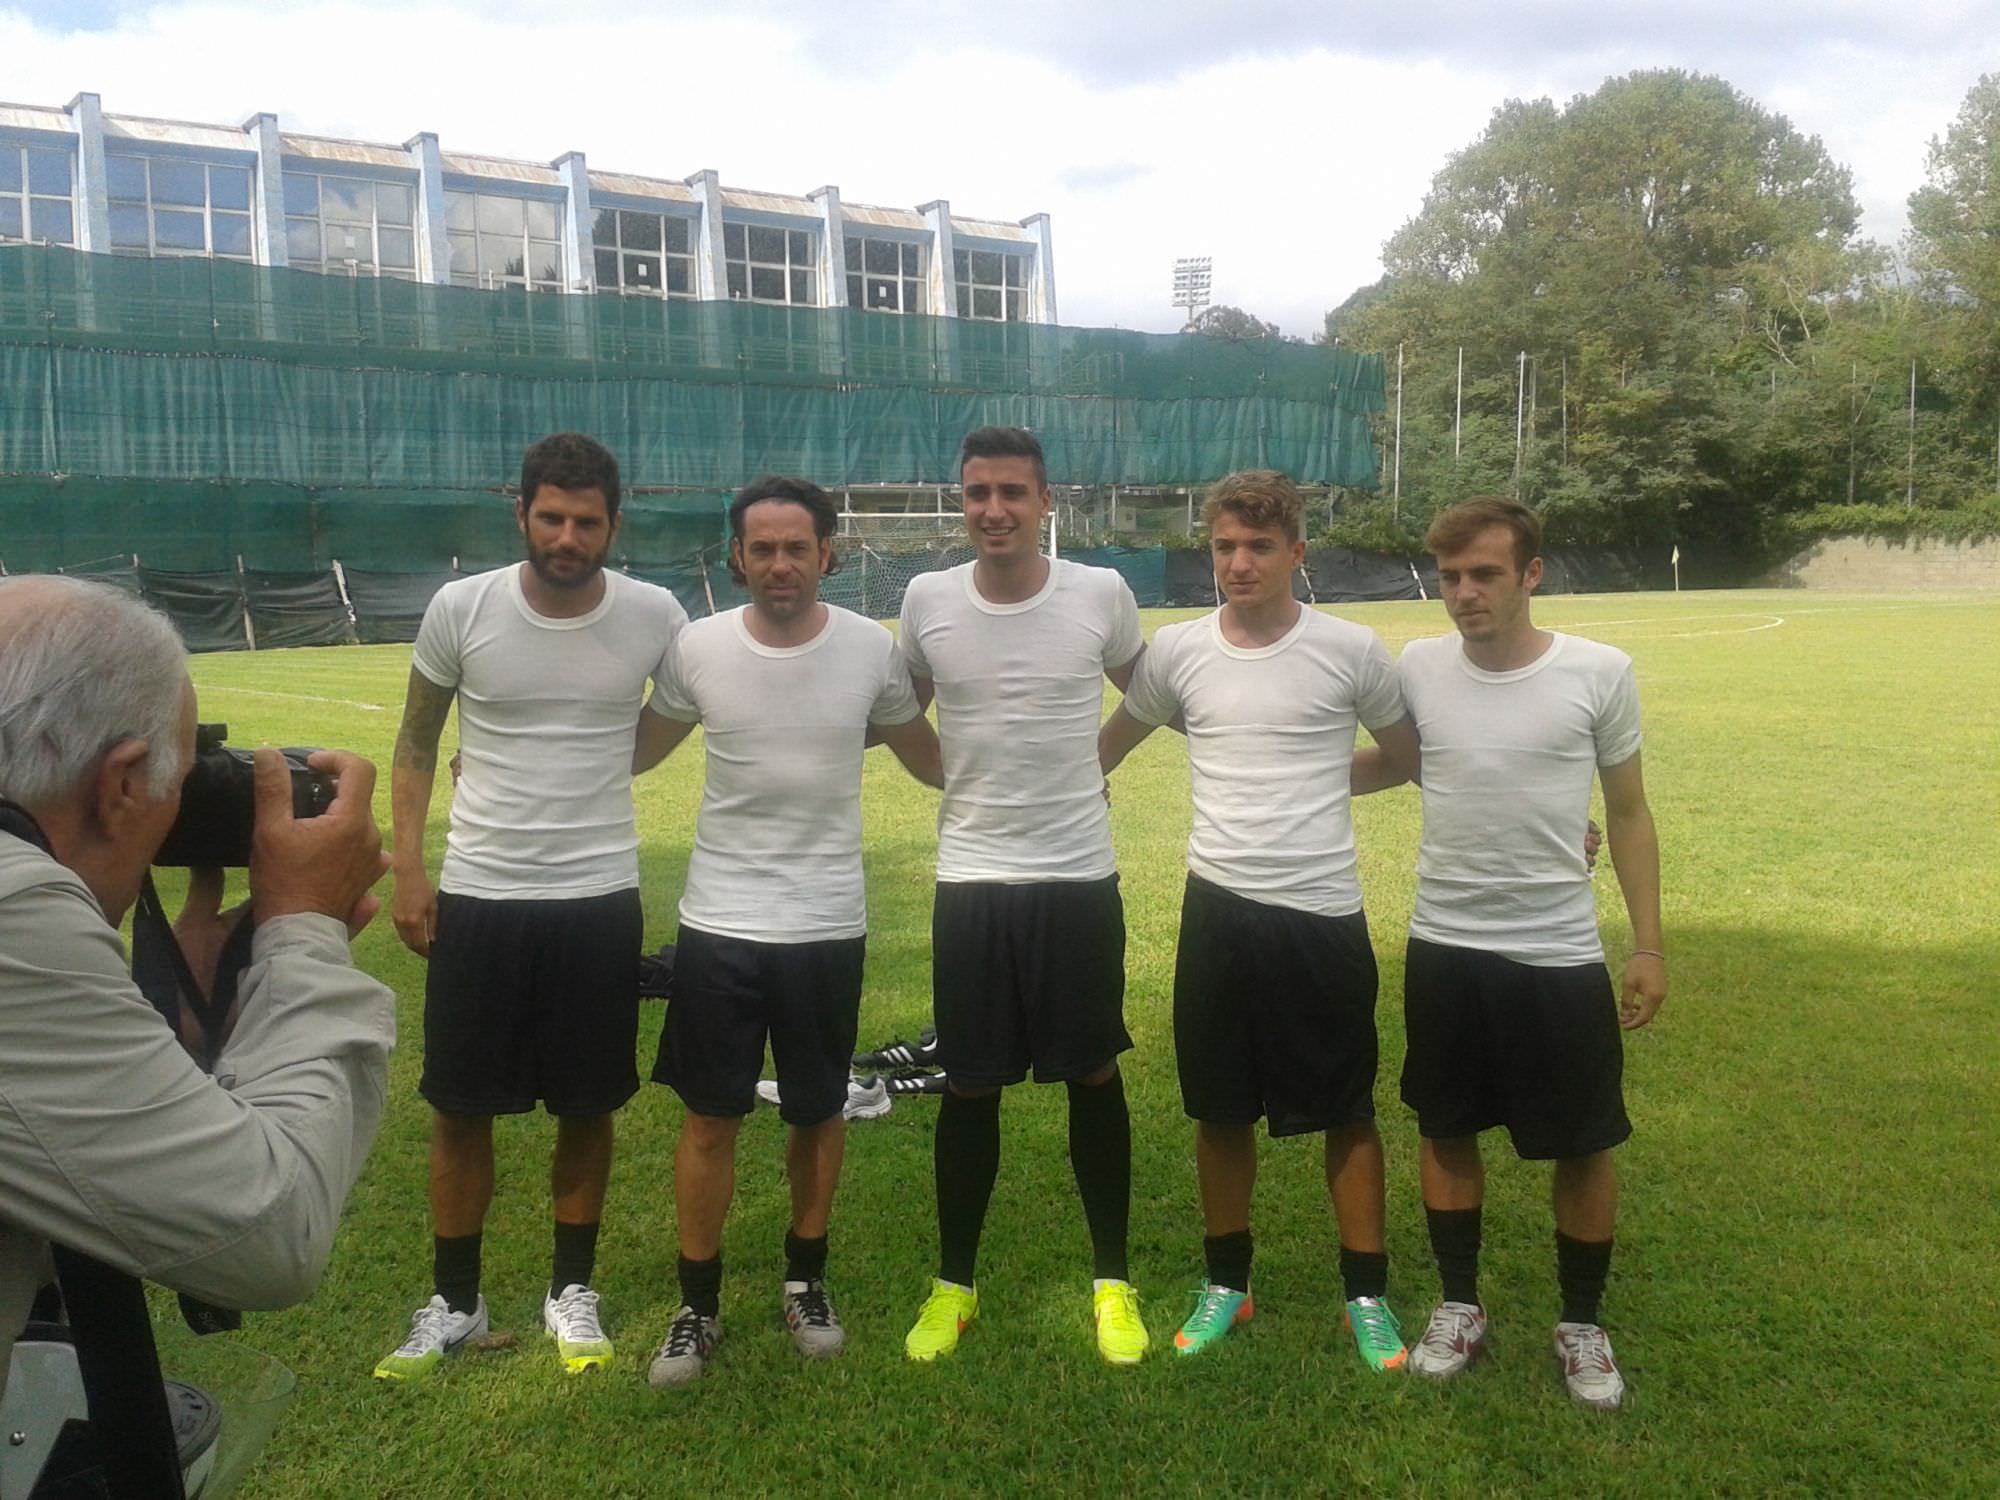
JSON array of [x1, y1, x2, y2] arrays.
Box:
[[1407, 1300, 1489, 1381], [1554, 1321, 1626, 1410], [372, 1294, 488, 1381], [543, 1282, 613, 1372], [754, 1075, 892, 1121]]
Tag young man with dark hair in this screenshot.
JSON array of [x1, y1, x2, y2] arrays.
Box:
[[1396, 495, 1665, 1410], [376, 431, 690, 1380], [899, 426, 1152, 1365], [1099, 470, 1422, 1369], [634, 475, 942, 1387]]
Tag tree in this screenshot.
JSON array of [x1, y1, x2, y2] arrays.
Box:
[[1321, 276, 1390, 345], [1346, 70, 1874, 548], [1186, 305, 1279, 340]]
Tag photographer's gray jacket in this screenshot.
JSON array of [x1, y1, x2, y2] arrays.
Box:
[[0, 837, 395, 1402]]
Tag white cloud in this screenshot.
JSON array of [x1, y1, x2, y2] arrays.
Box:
[[0, 1, 1993, 336]]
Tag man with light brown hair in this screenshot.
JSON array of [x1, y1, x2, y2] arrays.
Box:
[[1396, 495, 1665, 1410], [1100, 469, 1421, 1368]]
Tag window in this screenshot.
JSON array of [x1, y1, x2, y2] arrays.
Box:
[[843, 235, 925, 314], [104, 154, 254, 259], [283, 172, 417, 279], [443, 190, 564, 292], [593, 207, 695, 297], [724, 222, 816, 306], [0, 145, 76, 246], [953, 247, 1029, 321]]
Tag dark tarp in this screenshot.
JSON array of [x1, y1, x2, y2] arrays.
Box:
[[341, 569, 457, 645], [244, 570, 353, 649], [1303, 548, 1426, 603], [136, 568, 246, 654]]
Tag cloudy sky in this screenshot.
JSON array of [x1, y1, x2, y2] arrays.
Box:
[[3, 1, 1994, 336]]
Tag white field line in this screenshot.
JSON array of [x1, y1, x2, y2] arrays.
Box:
[[194, 684, 386, 712], [1558, 598, 1980, 630]]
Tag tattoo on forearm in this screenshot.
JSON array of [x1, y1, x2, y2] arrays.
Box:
[[394, 677, 454, 773]]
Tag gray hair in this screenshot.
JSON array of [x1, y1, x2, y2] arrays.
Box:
[[0, 575, 191, 811]]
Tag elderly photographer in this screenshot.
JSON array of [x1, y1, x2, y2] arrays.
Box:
[[0, 576, 395, 1427]]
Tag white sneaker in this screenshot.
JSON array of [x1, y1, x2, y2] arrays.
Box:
[[1407, 1300, 1489, 1380], [372, 1294, 488, 1381], [543, 1283, 613, 1372], [782, 1279, 847, 1360], [1554, 1321, 1626, 1410], [753, 1075, 892, 1121], [648, 1305, 721, 1389]]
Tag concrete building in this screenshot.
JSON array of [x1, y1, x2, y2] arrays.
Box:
[[0, 93, 1057, 323]]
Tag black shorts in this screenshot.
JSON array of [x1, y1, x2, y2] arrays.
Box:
[[652, 925, 865, 1127], [1174, 874, 1379, 1137], [932, 875, 1131, 1088], [1399, 935, 1631, 1161], [420, 888, 643, 1118]]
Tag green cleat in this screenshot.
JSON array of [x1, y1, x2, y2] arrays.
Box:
[[1345, 1296, 1409, 1372], [1173, 1285, 1254, 1356]]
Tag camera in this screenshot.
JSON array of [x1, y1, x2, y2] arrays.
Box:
[[151, 724, 336, 868]]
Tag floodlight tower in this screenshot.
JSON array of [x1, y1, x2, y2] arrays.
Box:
[[1172, 257, 1212, 330]]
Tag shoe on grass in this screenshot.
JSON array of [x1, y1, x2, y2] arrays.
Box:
[[755, 1075, 892, 1121], [882, 1069, 949, 1097], [1345, 1296, 1408, 1371], [1173, 1284, 1253, 1356], [1408, 1300, 1488, 1380], [783, 1279, 846, 1360], [1554, 1321, 1625, 1410], [647, 1305, 721, 1389], [372, 1294, 488, 1381], [1093, 1279, 1148, 1366], [543, 1282, 613, 1373], [904, 1278, 978, 1361], [854, 1028, 939, 1071]]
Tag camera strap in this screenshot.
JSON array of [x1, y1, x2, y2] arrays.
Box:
[[130, 873, 250, 1060], [0, 805, 185, 1498]]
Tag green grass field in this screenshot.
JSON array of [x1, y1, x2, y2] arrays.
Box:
[[161, 589, 1998, 1499]]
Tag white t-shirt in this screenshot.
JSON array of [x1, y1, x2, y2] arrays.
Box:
[[650, 605, 921, 942], [899, 559, 1143, 884], [411, 566, 688, 899], [1398, 630, 1643, 966], [1123, 607, 1406, 917]]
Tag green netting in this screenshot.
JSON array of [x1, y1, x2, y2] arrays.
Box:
[[0, 243, 1383, 572]]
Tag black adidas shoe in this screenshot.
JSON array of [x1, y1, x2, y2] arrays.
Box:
[[854, 1028, 938, 1071], [882, 1069, 949, 1097]]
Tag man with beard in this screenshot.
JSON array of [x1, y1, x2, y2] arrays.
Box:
[[374, 432, 689, 1380]]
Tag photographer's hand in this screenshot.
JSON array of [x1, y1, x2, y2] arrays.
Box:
[[249, 748, 390, 932]]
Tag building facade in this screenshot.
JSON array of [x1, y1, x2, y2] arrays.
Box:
[[0, 93, 1056, 323]]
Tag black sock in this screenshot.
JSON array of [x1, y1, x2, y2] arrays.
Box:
[[1340, 1247, 1389, 1302], [433, 1233, 482, 1315], [678, 1254, 723, 1319], [1203, 1230, 1253, 1294], [936, 1089, 1002, 1286], [1067, 1072, 1132, 1282], [550, 1220, 599, 1299], [1556, 1232, 1613, 1326], [785, 1231, 829, 1284], [1426, 1206, 1482, 1307]]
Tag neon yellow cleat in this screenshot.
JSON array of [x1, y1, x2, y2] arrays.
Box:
[[905, 1278, 978, 1361], [1093, 1279, 1149, 1366]]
